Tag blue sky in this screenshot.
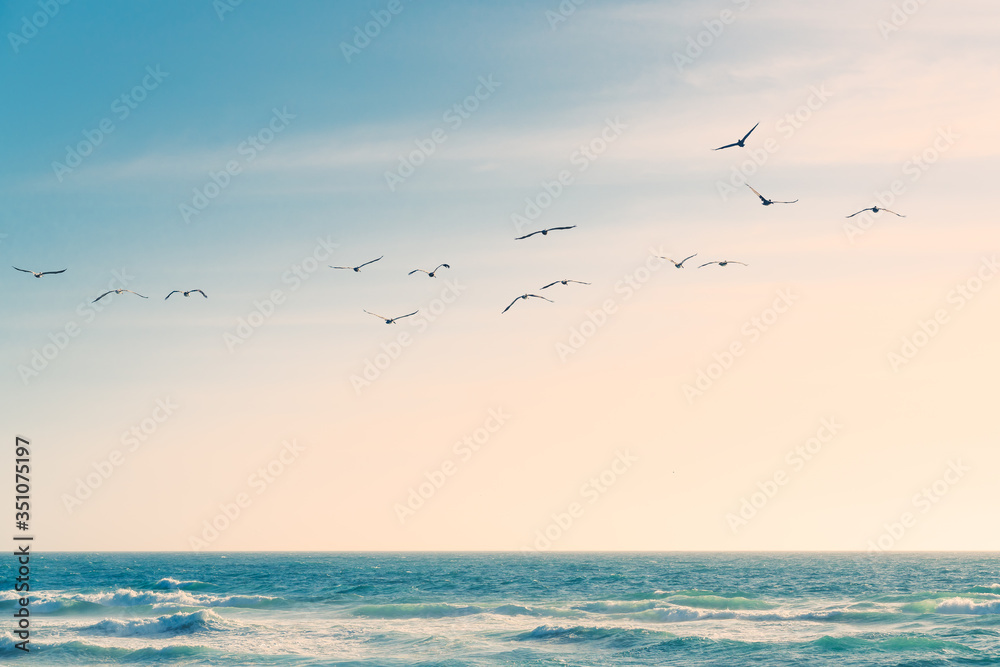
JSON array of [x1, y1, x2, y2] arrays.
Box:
[[3, 0, 999, 551]]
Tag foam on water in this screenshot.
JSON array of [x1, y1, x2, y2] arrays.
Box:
[[152, 578, 215, 591], [352, 603, 484, 618], [11, 552, 1000, 666], [80, 610, 230, 637], [934, 597, 1000, 615], [7, 587, 281, 614]]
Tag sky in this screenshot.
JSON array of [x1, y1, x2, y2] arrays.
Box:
[[2, 0, 999, 551]]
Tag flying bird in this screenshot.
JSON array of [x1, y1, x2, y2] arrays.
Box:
[[698, 260, 748, 268], [515, 226, 576, 240], [409, 263, 450, 277], [363, 309, 418, 324], [747, 184, 798, 206], [330, 256, 383, 272], [845, 206, 905, 218], [93, 289, 148, 302], [13, 266, 66, 278], [540, 280, 590, 289], [165, 289, 207, 300], [713, 122, 759, 150], [502, 293, 553, 314], [658, 254, 697, 268]]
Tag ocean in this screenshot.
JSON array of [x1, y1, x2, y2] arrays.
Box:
[[1, 552, 997, 665]]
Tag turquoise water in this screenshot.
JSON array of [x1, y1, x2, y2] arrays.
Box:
[[2, 552, 998, 665]]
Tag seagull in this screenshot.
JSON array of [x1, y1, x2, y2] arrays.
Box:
[[363, 309, 418, 324], [713, 122, 759, 150], [408, 263, 450, 277], [698, 260, 748, 268], [13, 266, 66, 278], [93, 289, 148, 302], [540, 279, 590, 289], [658, 254, 697, 268], [845, 206, 906, 218], [747, 184, 798, 206], [330, 256, 383, 272], [165, 289, 207, 300], [502, 294, 553, 314], [515, 226, 576, 240]]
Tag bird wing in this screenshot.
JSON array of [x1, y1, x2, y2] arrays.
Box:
[[845, 209, 868, 218], [408, 269, 426, 275], [395, 311, 418, 320], [713, 142, 739, 151], [698, 262, 718, 268], [568, 280, 591, 285], [128, 290, 149, 298], [356, 256, 383, 269], [12, 266, 32, 273], [93, 291, 113, 302], [329, 265, 351, 270], [528, 294, 554, 303], [741, 122, 760, 143], [773, 199, 798, 204], [548, 226, 576, 232], [540, 281, 559, 290], [729, 261, 749, 266], [515, 231, 540, 240], [680, 253, 697, 265], [883, 209, 905, 217], [502, 297, 521, 313], [165, 291, 179, 300], [192, 289, 207, 297], [434, 264, 450, 272], [363, 309, 388, 320], [746, 184, 766, 201], [40, 269, 67, 275]]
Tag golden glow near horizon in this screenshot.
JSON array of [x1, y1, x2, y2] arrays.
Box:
[[3, 0, 998, 551]]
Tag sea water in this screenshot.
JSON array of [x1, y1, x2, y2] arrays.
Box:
[[1, 552, 997, 665]]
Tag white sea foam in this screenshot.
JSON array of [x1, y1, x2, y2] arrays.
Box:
[[352, 603, 484, 619], [8, 588, 277, 613], [80, 610, 228, 637], [935, 597, 1000, 615], [153, 578, 213, 590], [631, 607, 736, 622], [575, 601, 657, 614]]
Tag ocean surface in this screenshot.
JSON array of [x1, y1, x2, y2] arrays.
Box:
[[1, 552, 997, 665]]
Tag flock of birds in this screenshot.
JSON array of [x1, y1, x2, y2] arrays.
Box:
[[13, 267, 208, 302], [715, 123, 907, 217], [12, 122, 907, 321]]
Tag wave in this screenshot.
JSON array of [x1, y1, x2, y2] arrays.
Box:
[[80, 609, 229, 637], [0, 638, 226, 662], [352, 603, 484, 619], [667, 594, 774, 611], [812, 633, 975, 653], [491, 604, 542, 617], [932, 597, 1000, 615], [877, 588, 1000, 604], [514, 624, 675, 647], [631, 607, 736, 623], [574, 600, 658, 614], [628, 605, 907, 625], [152, 577, 215, 591], [4, 588, 281, 614], [82, 588, 277, 607], [792, 609, 906, 624], [622, 588, 759, 602]]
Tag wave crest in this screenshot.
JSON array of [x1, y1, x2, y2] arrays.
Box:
[[352, 603, 484, 619], [152, 577, 214, 590], [80, 610, 228, 637]]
